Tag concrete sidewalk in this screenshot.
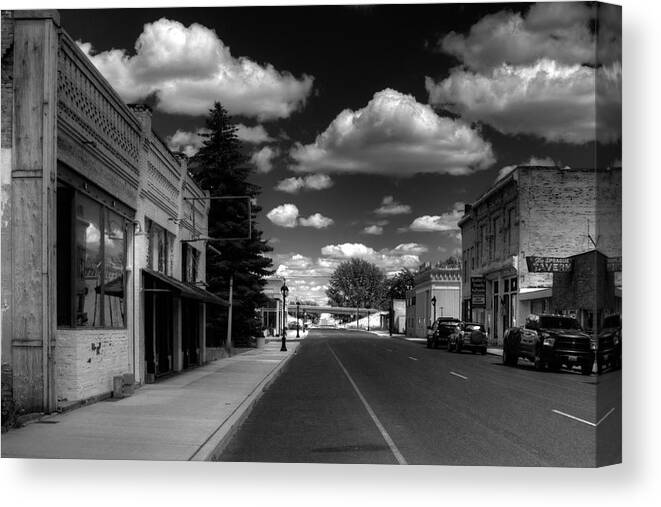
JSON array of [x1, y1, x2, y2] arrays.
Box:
[[1, 341, 298, 461]]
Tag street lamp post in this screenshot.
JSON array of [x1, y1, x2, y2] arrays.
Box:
[[296, 301, 300, 338], [280, 282, 289, 352], [431, 295, 437, 323]]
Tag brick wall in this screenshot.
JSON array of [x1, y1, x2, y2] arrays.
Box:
[[54, 329, 130, 404]]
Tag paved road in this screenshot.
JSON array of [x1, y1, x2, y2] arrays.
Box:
[[218, 329, 621, 466]]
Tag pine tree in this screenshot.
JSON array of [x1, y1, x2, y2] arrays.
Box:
[[190, 102, 273, 346]]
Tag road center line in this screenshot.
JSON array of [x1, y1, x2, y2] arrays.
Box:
[[449, 371, 468, 380], [327, 343, 408, 465], [408, 356, 418, 361], [552, 408, 615, 427]]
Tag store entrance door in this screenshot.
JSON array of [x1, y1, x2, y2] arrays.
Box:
[[144, 275, 174, 379]]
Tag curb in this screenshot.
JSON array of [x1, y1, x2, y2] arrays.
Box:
[[188, 345, 300, 461]]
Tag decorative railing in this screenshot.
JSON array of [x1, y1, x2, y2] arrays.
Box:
[[57, 31, 141, 180]]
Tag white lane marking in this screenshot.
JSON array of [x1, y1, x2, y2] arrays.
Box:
[[449, 371, 468, 380], [327, 343, 408, 465], [552, 407, 615, 427], [408, 356, 418, 361], [596, 407, 615, 426]]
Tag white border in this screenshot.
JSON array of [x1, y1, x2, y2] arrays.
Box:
[[2, 1, 659, 506]]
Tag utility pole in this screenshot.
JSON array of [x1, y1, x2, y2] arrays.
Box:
[[226, 274, 233, 355]]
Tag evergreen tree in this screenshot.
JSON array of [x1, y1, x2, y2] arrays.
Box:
[[190, 102, 273, 345]]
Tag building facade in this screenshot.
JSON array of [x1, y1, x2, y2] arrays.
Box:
[[459, 166, 622, 345], [405, 263, 462, 338], [1, 11, 224, 420]]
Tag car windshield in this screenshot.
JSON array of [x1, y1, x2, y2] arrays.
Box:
[[440, 322, 459, 328], [603, 315, 621, 328], [539, 316, 581, 330]]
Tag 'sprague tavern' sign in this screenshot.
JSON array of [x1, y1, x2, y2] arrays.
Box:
[[471, 277, 486, 308], [526, 256, 574, 273]]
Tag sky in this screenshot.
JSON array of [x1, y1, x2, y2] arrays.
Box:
[[59, 2, 622, 304]]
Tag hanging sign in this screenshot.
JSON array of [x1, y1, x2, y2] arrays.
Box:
[[471, 277, 486, 308], [526, 256, 573, 273]]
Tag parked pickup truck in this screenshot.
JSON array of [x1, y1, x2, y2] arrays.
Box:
[[597, 314, 622, 373], [502, 314, 595, 375]]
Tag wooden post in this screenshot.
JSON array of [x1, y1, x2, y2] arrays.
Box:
[[9, 11, 60, 414]]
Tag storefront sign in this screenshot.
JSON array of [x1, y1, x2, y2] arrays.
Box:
[[471, 277, 486, 308], [526, 256, 573, 273], [607, 256, 622, 272]]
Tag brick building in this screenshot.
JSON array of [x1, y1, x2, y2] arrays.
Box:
[[405, 263, 462, 338], [1, 11, 225, 421], [458, 166, 621, 345]]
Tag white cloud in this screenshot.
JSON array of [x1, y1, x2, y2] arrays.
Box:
[[374, 196, 411, 216], [167, 129, 209, 157], [408, 202, 464, 232], [236, 124, 274, 144], [250, 146, 279, 174], [266, 204, 299, 228], [275, 174, 333, 194], [426, 60, 621, 144], [289, 88, 494, 176], [439, 3, 616, 72], [78, 18, 314, 120], [363, 225, 383, 235], [320, 242, 423, 277], [299, 213, 334, 229]]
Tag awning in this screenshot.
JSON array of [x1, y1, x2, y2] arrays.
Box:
[[518, 287, 552, 301], [142, 268, 228, 306]]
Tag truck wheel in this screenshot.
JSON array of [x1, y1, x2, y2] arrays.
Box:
[[456, 342, 462, 354], [534, 355, 545, 371], [426, 338, 431, 349], [481, 347, 487, 355], [596, 357, 604, 374], [581, 360, 592, 375]]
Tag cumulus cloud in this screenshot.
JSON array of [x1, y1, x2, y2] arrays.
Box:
[[275, 174, 334, 193], [236, 124, 274, 144], [167, 129, 210, 157], [266, 204, 299, 228], [426, 60, 621, 144], [78, 18, 314, 120], [289, 88, 494, 176], [374, 196, 412, 216], [250, 146, 279, 173], [299, 213, 334, 229], [429, 4, 621, 145], [439, 3, 619, 72], [319, 242, 423, 276], [408, 202, 464, 232], [363, 225, 383, 235]]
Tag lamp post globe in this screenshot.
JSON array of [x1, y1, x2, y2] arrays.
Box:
[[280, 282, 289, 352]]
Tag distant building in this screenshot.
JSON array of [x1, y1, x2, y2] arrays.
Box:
[[261, 277, 285, 336], [406, 263, 462, 338], [458, 166, 621, 345]]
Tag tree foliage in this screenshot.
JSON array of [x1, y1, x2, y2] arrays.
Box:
[[190, 102, 273, 343], [326, 258, 387, 309], [386, 268, 416, 300]]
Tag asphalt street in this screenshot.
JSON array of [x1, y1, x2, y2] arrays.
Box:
[[218, 329, 621, 467]]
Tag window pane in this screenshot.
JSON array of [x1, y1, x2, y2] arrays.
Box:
[[75, 194, 102, 327], [104, 209, 126, 328], [57, 185, 74, 326]]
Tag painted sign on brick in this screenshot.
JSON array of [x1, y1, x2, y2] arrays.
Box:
[[470, 277, 486, 308], [526, 256, 573, 273]]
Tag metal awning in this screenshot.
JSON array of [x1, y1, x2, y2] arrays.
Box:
[[142, 268, 228, 306], [518, 287, 552, 301]]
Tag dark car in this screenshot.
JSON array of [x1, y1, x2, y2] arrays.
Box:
[[502, 314, 595, 375], [448, 322, 488, 354], [597, 314, 621, 373], [426, 317, 461, 349]]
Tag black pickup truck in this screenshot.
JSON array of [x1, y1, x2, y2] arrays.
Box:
[[502, 314, 595, 375]]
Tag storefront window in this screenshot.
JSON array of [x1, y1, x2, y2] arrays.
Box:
[[75, 194, 103, 327], [103, 209, 126, 328], [57, 185, 129, 328]]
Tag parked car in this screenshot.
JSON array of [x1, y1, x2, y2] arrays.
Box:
[[448, 322, 488, 354], [427, 317, 461, 349], [502, 314, 595, 375], [597, 314, 621, 373]]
